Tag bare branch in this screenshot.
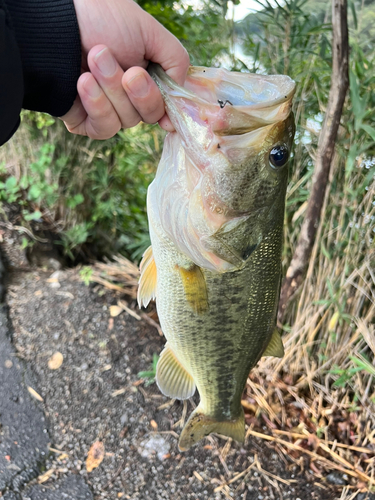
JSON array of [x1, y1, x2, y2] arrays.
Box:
[[278, 0, 349, 323]]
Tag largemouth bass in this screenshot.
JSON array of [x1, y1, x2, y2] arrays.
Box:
[[138, 64, 295, 450]]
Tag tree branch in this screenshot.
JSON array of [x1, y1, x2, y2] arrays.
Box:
[[278, 0, 349, 323]]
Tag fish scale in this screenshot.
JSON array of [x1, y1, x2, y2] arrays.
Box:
[[138, 64, 295, 450]]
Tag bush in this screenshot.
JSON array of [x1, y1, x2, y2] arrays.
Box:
[[0, 117, 163, 260]]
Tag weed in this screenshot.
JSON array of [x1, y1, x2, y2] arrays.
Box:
[[80, 266, 94, 286], [138, 353, 159, 386]]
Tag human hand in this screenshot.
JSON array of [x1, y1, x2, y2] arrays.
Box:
[[61, 0, 189, 139]]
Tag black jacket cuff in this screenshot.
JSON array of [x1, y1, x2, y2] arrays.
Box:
[[5, 0, 81, 117]]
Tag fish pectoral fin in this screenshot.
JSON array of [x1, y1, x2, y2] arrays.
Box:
[[137, 245, 157, 308], [262, 329, 284, 358], [156, 344, 196, 400], [178, 264, 208, 314], [179, 405, 245, 451], [203, 215, 264, 269]]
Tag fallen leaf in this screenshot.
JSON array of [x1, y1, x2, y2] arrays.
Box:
[[86, 441, 105, 472], [38, 469, 54, 484], [109, 305, 123, 317], [48, 352, 64, 370], [28, 386, 43, 402], [34, 290, 43, 296]]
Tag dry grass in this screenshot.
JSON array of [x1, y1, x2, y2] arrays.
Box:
[[248, 153, 375, 492], [89, 153, 375, 494], [90, 255, 139, 297]]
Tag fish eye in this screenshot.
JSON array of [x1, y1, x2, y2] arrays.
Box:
[[269, 144, 289, 169]]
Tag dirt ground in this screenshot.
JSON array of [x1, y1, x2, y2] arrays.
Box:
[[3, 262, 363, 500]]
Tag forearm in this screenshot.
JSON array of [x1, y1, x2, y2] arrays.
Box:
[[0, 0, 81, 145], [0, 0, 23, 145]]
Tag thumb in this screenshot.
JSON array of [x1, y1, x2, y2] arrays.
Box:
[[143, 15, 190, 86]]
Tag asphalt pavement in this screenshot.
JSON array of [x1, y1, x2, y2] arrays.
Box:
[[0, 251, 93, 499]]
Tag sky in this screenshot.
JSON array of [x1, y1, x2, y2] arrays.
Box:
[[184, 0, 266, 21], [231, 0, 263, 21]]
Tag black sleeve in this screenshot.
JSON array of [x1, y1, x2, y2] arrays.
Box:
[[0, 0, 81, 146], [0, 1, 23, 145]]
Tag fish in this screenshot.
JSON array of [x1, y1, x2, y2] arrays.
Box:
[[138, 64, 295, 451]]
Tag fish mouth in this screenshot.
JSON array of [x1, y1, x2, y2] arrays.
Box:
[[147, 64, 295, 273], [185, 66, 295, 109], [148, 63, 295, 135]]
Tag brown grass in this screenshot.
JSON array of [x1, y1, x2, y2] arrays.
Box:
[[88, 152, 375, 494], [247, 152, 375, 492]]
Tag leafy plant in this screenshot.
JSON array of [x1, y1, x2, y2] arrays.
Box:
[[138, 353, 159, 386], [0, 118, 161, 260], [0, 176, 21, 203], [79, 266, 94, 286]]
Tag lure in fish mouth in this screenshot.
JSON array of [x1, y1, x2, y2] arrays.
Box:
[[138, 64, 296, 450]]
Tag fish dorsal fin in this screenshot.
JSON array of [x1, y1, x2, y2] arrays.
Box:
[[178, 264, 208, 314], [263, 329, 284, 358], [156, 344, 196, 400], [137, 246, 157, 308]]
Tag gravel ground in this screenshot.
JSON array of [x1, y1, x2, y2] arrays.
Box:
[[3, 266, 355, 500]]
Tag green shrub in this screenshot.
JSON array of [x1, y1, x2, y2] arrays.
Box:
[[0, 117, 163, 260]]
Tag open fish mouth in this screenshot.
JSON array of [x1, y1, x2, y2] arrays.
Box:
[[148, 64, 295, 137], [185, 66, 295, 108], [147, 64, 295, 272]]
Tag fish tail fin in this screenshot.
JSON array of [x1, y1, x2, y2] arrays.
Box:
[[179, 405, 245, 451]]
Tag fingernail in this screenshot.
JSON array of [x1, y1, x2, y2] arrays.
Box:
[[126, 73, 149, 98], [84, 76, 101, 99], [94, 48, 117, 77]]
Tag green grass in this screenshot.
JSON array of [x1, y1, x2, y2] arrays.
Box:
[[138, 353, 159, 386]]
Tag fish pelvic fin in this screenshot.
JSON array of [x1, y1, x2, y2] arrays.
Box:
[[262, 329, 284, 358], [179, 405, 245, 451], [137, 246, 157, 308], [178, 264, 208, 314], [156, 344, 196, 400]]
